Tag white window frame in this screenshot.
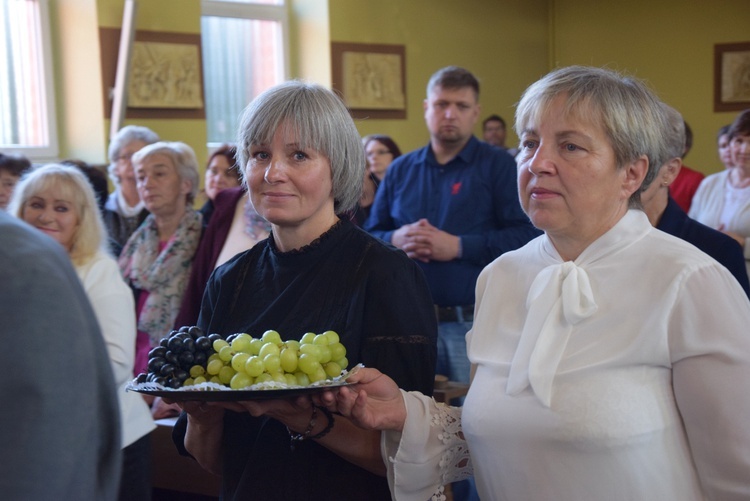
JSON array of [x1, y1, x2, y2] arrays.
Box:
[[0, 0, 58, 160], [201, 0, 290, 150]]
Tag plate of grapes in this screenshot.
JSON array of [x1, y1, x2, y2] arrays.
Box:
[[127, 326, 358, 401]]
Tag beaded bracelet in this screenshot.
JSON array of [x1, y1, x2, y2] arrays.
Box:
[[287, 406, 335, 450], [309, 406, 335, 440], [288, 407, 318, 450]]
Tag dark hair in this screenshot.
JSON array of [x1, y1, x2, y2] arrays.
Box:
[[728, 109, 750, 139], [364, 135, 402, 159], [426, 66, 480, 100], [482, 114, 506, 129], [683, 120, 693, 157], [0, 153, 32, 177], [61, 159, 109, 211], [718, 124, 731, 139], [207, 143, 241, 182]]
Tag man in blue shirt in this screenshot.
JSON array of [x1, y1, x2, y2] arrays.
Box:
[[365, 66, 540, 389]]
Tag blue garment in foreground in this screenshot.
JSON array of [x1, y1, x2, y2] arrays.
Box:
[[657, 196, 750, 297], [365, 136, 541, 306]]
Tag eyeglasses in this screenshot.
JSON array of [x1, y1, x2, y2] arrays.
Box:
[[115, 152, 135, 162], [367, 149, 392, 157]]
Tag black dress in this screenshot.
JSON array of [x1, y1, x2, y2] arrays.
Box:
[[174, 219, 437, 500]]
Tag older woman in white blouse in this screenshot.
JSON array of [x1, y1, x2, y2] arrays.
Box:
[[310, 66, 750, 500]]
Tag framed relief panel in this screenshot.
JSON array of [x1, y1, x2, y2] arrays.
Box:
[[100, 29, 206, 120], [331, 42, 406, 119], [714, 42, 750, 112]]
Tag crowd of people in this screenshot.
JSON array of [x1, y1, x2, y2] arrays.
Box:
[[2, 63, 749, 500]]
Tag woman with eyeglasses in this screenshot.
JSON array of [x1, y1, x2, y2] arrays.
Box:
[[104, 125, 160, 255], [365, 134, 402, 182], [354, 135, 402, 226]]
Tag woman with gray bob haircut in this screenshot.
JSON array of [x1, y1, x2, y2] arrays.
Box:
[[237, 80, 364, 215], [173, 80, 437, 500], [314, 66, 750, 500]]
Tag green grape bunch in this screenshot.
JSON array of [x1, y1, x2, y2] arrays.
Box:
[[134, 327, 348, 390]]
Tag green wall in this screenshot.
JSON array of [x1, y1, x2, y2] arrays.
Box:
[[96, 0, 208, 167], [550, 0, 750, 174], [328, 0, 550, 153], [50, 0, 749, 176]]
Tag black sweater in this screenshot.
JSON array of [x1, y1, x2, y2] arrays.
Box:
[[174, 219, 437, 500]]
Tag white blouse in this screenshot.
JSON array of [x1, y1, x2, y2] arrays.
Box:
[[384, 211, 750, 501], [76, 250, 155, 448]]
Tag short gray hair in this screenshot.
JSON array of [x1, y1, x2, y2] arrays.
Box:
[[515, 66, 667, 207], [131, 141, 200, 205], [659, 104, 686, 162], [107, 125, 160, 185], [237, 81, 365, 214]]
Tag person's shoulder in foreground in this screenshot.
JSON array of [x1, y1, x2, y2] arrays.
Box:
[[0, 212, 121, 500]]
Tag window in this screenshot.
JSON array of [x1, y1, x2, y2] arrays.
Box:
[[0, 0, 58, 159], [201, 0, 289, 146]]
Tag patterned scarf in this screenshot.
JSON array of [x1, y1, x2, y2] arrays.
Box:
[[119, 210, 203, 344]]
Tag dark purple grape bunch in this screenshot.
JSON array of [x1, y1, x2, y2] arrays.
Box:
[[135, 326, 220, 389]]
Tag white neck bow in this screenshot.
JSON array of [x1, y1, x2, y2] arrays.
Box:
[[506, 260, 598, 407]]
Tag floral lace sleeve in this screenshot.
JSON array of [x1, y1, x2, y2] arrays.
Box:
[[381, 390, 473, 501]]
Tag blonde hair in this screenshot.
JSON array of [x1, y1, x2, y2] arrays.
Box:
[[9, 164, 108, 265]]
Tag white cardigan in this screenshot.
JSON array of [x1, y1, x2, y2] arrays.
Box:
[[76, 250, 155, 448], [688, 169, 750, 278]]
